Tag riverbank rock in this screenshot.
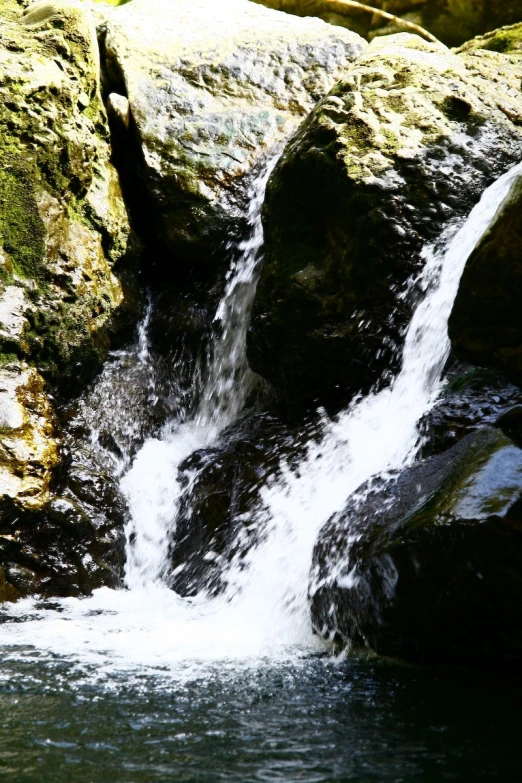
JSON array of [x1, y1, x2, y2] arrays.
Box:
[[250, 1, 522, 48], [98, 0, 366, 262], [247, 33, 522, 411], [449, 167, 522, 390], [310, 427, 522, 668], [0, 0, 136, 599]]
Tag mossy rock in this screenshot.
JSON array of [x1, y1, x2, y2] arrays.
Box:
[[0, 0, 137, 597], [247, 34, 522, 412], [310, 426, 522, 668], [0, 0, 136, 393]]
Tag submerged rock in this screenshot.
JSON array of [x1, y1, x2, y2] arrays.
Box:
[[310, 427, 522, 668], [449, 167, 522, 389], [98, 0, 366, 261], [248, 33, 522, 411], [0, 0, 137, 599]]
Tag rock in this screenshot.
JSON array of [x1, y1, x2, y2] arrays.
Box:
[[0, 0, 137, 599], [167, 413, 306, 596], [310, 427, 522, 668], [99, 0, 365, 261], [0, 362, 59, 509], [0, 0, 136, 395], [248, 33, 522, 411], [420, 364, 522, 456], [457, 22, 522, 55], [449, 167, 522, 389]]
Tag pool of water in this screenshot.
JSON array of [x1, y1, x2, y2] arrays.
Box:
[[0, 644, 518, 783]]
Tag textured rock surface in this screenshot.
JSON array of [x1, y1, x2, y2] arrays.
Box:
[[0, 0, 136, 598], [248, 33, 522, 411], [0, 0, 135, 390], [99, 0, 366, 261], [449, 168, 522, 386], [310, 427, 522, 667], [250, 1, 522, 48]]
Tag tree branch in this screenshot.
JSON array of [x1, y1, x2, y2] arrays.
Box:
[[325, 0, 440, 43]]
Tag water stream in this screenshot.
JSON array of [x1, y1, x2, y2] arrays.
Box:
[[0, 161, 521, 782]]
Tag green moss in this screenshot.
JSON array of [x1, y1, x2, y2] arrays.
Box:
[[0, 156, 46, 281], [457, 23, 522, 55], [446, 367, 507, 394]]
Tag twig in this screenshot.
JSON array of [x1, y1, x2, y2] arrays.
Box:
[[322, 0, 440, 44]]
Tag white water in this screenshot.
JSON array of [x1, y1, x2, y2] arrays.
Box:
[[0, 162, 520, 683]]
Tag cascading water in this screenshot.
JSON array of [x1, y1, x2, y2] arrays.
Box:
[[0, 161, 520, 682], [122, 157, 279, 588]]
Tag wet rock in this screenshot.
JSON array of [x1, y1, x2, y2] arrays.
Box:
[[248, 34, 522, 411], [449, 167, 522, 389], [168, 413, 305, 596], [421, 364, 522, 456], [98, 0, 365, 262], [0, 0, 138, 599], [310, 427, 522, 668]]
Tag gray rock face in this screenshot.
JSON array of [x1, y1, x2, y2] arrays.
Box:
[[310, 427, 522, 667], [99, 0, 366, 261], [247, 34, 522, 411]]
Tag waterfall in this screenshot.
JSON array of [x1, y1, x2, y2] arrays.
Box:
[[122, 156, 279, 589], [1, 162, 519, 680]]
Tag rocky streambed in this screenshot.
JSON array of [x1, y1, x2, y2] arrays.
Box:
[[1, 0, 522, 673]]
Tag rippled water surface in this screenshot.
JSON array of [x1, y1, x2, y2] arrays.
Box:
[[0, 648, 519, 783]]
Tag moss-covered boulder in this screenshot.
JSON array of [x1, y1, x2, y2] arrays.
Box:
[[98, 0, 366, 261], [247, 34, 522, 411], [448, 168, 522, 386], [310, 426, 522, 668], [0, 0, 136, 599], [0, 0, 135, 391]]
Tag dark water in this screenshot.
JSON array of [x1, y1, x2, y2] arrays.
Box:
[[0, 652, 518, 783]]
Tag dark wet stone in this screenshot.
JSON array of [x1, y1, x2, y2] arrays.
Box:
[[310, 426, 522, 668]]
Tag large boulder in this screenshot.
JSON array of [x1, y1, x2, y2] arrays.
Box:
[[310, 427, 522, 668], [247, 33, 522, 411], [449, 167, 522, 388], [0, 0, 136, 598], [98, 0, 366, 261]]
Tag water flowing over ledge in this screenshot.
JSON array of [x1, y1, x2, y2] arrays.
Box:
[[0, 161, 521, 684]]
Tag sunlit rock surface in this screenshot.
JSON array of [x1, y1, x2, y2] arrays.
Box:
[[310, 426, 522, 668], [99, 0, 366, 261], [248, 33, 522, 411]]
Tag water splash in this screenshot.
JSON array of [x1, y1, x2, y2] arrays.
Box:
[[0, 162, 519, 682], [123, 157, 279, 588]]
